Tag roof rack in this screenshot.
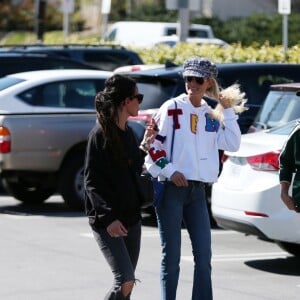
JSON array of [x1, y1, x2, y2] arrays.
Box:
[[0, 43, 126, 50]]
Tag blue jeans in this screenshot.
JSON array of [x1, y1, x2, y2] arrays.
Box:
[[92, 221, 141, 299], [156, 182, 212, 300]]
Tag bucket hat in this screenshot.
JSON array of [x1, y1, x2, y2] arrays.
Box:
[[182, 57, 218, 78]]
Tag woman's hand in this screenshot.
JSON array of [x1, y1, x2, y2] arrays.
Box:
[[140, 118, 158, 151], [218, 94, 232, 109], [107, 220, 128, 238], [170, 171, 188, 187], [281, 193, 298, 211]]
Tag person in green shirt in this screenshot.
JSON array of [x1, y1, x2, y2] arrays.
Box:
[[279, 121, 300, 212]]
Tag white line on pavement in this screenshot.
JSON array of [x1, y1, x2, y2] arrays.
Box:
[[182, 252, 290, 262], [80, 229, 239, 239]]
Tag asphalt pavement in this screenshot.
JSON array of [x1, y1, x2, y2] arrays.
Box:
[[0, 194, 299, 300]]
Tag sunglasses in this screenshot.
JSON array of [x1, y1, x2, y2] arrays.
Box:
[[184, 76, 205, 85], [130, 93, 144, 104]]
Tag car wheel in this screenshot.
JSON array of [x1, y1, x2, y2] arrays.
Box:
[[276, 241, 300, 258], [59, 152, 84, 210], [1, 179, 54, 204]]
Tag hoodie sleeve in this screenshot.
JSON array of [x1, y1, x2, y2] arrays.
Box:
[[217, 108, 241, 152], [144, 100, 177, 179]]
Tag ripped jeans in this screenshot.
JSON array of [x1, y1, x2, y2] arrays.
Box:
[[92, 221, 141, 299]]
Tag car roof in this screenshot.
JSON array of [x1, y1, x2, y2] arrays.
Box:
[[0, 51, 101, 68], [0, 43, 127, 51], [270, 82, 300, 91], [123, 62, 300, 76], [7, 69, 112, 80]]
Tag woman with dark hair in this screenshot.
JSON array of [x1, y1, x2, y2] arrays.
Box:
[[84, 74, 156, 300]]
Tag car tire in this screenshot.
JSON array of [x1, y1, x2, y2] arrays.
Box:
[[59, 152, 84, 210], [1, 179, 54, 204], [276, 241, 300, 258]]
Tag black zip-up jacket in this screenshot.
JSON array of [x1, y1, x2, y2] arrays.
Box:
[[84, 122, 145, 229], [279, 123, 300, 183]]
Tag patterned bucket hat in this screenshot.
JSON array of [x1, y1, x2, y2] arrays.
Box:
[[182, 57, 218, 78]]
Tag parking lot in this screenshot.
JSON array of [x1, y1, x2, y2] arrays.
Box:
[[0, 194, 299, 300]]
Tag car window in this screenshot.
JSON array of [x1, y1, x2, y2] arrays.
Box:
[[165, 28, 208, 38], [83, 52, 139, 71], [254, 91, 300, 128], [137, 78, 179, 110], [0, 76, 24, 91], [18, 79, 105, 108], [189, 29, 208, 38], [219, 72, 294, 107]]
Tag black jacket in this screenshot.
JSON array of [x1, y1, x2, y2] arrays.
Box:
[[84, 122, 145, 229]]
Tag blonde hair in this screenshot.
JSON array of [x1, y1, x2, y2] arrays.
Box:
[[206, 80, 248, 122], [205, 77, 220, 99]]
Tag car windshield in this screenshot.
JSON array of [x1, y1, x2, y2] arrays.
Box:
[[0, 76, 24, 91], [254, 90, 300, 128], [267, 119, 300, 135], [136, 78, 181, 110]]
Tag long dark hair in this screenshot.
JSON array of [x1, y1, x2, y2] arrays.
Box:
[[95, 74, 136, 156]]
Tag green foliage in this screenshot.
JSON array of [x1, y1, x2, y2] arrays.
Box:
[[193, 13, 300, 46], [0, 0, 34, 30], [131, 42, 300, 65], [0, 0, 85, 32], [110, 0, 177, 22], [0, 31, 101, 45]]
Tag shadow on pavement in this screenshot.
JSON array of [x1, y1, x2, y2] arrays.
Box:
[[0, 200, 85, 218], [245, 256, 300, 276]]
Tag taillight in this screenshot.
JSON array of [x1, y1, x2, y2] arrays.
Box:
[[246, 151, 280, 171], [0, 126, 11, 153], [129, 112, 152, 123]]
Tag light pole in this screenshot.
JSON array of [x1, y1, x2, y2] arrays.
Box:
[[278, 0, 291, 55], [35, 0, 47, 42]]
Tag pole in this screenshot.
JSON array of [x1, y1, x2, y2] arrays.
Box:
[[35, 0, 47, 42], [63, 12, 70, 38], [283, 14, 288, 54], [178, 0, 189, 42]]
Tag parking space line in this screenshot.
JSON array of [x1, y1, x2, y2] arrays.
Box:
[[182, 252, 290, 262], [80, 229, 238, 239]]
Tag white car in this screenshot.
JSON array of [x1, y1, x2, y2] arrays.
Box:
[[211, 119, 300, 257], [153, 35, 229, 47]]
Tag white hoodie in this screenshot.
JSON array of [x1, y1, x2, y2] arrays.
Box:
[[144, 93, 241, 183]]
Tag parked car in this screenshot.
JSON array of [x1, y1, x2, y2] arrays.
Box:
[[124, 62, 300, 133], [154, 35, 229, 47], [0, 69, 145, 209], [1, 44, 144, 71], [0, 52, 100, 77], [103, 21, 226, 48], [211, 119, 300, 257], [248, 82, 300, 132]]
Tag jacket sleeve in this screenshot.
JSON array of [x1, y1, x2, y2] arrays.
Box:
[[84, 129, 117, 227], [217, 108, 241, 152], [279, 129, 297, 183], [144, 101, 176, 179]]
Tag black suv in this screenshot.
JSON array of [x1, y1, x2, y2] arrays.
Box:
[[0, 52, 101, 77], [2, 44, 144, 71], [125, 62, 300, 133]]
